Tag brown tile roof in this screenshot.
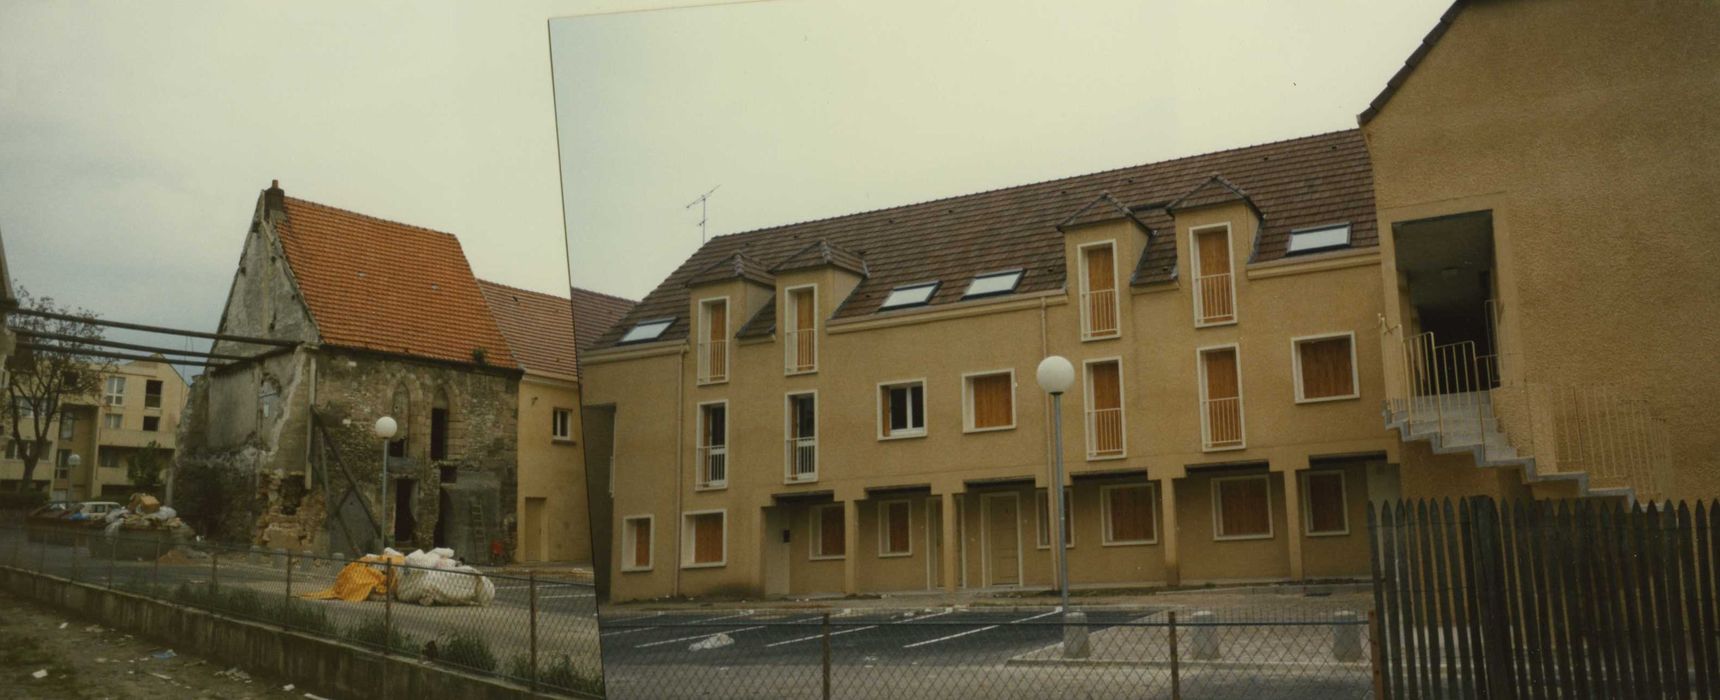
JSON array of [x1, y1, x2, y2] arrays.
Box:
[[684, 252, 775, 288], [1358, 0, 1467, 125], [274, 194, 516, 368], [594, 129, 1376, 350], [770, 240, 869, 277], [569, 287, 637, 355], [477, 280, 579, 379]]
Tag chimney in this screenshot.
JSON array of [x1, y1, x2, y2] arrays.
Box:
[[263, 179, 286, 223]]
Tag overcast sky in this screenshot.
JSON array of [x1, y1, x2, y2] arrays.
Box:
[[553, 0, 1450, 302]]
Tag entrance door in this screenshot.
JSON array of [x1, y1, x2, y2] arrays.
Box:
[[983, 493, 1021, 587], [764, 507, 789, 597], [926, 499, 942, 590], [522, 497, 545, 562], [393, 478, 417, 544]]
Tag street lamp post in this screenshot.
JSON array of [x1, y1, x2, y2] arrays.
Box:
[[373, 416, 398, 549], [1037, 356, 1089, 659], [66, 453, 81, 501]]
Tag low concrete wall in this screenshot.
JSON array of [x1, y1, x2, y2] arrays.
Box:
[[0, 566, 585, 699]]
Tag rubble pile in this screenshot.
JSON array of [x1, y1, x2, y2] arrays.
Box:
[[101, 494, 193, 538]]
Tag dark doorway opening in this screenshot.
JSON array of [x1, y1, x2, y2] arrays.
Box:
[[393, 478, 417, 544], [430, 408, 449, 461], [1394, 211, 1500, 389]]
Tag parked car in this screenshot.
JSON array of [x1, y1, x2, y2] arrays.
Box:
[[69, 501, 123, 521]]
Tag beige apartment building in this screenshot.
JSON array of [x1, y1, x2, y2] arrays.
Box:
[[1, 358, 188, 500], [583, 0, 1716, 601]]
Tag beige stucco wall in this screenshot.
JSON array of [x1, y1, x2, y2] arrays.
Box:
[[585, 196, 1406, 601], [1, 360, 188, 500], [515, 374, 591, 563], [1365, 0, 1720, 497]]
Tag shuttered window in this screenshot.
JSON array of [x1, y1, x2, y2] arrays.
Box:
[[880, 500, 911, 556], [1304, 471, 1348, 535], [1201, 347, 1244, 449], [1194, 226, 1236, 325], [623, 516, 652, 571], [812, 504, 845, 559], [1214, 476, 1272, 539], [1103, 484, 1156, 544], [1086, 360, 1124, 457], [685, 512, 725, 566], [1036, 488, 1073, 548], [966, 372, 1014, 430], [1296, 335, 1356, 401], [1082, 243, 1119, 338]]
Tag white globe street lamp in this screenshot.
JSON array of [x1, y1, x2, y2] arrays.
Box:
[[374, 417, 398, 548], [1035, 355, 1083, 658]]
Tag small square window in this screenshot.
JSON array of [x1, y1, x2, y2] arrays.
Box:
[[879, 381, 926, 439], [620, 318, 673, 344], [1286, 224, 1351, 255], [142, 416, 160, 432], [103, 414, 123, 430], [963, 371, 1015, 432], [811, 504, 845, 560], [683, 511, 726, 567], [878, 500, 912, 557], [1213, 475, 1273, 540], [551, 408, 574, 441], [962, 269, 1023, 299], [1102, 484, 1157, 545], [1294, 334, 1358, 402], [622, 516, 654, 571], [879, 282, 938, 310]]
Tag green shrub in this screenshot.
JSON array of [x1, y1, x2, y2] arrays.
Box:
[[439, 632, 498, 673], [344, 617, 417, 655], [275, 600, 335, 635], [510, 654, 605, 697]]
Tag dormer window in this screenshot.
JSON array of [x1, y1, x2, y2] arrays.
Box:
[[698, 299, 728, 384], [1078, 242, 1119, 339], [963, 269, 1023, 300], [619, 318, 673, 344], [880, 282, 938, 310], [1286, 224, 1351, 255], [785, 286, 818, 374]]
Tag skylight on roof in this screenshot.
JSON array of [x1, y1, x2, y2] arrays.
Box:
[[1286, 224, 1351, 255], [879, 282, 939, 310], [963, 269, 1023, 299], [619, 318, 673, 344]]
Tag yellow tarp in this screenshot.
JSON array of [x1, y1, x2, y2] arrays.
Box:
[[299, 553, 405, 603]]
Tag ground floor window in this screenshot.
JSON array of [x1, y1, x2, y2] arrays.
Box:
[[683, 510, 725, 567], [1302, 471, 1348, 536], [623, 515, 653, 571], [811, 504, 845, 560], [879, 500, 912, 556], [1213, 475, 1272, 540], [1102, 483, 1156, 545]]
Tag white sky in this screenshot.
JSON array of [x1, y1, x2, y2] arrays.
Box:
[[552, 0, 1451, 302]]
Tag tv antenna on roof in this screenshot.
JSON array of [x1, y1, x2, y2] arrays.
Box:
[[686, 185, 721, 244]]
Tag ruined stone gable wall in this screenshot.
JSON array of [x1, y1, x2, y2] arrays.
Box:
[[312, 347, 520, 558], [210, 210, 318, 357]]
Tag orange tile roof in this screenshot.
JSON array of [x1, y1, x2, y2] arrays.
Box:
[[274, 195, 516, 368]]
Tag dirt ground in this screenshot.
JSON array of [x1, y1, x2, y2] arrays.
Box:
[[0, 592, 314, 700]]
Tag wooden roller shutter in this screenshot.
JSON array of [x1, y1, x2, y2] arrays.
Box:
[[1107, 485, 1154, 542], [632, 520, 652, 568], [820, 505, 845, 557], [970, 374, 1013, 429], [1305, 472, 1347, 534], [692, 513, 724, 564], [1218, 477, 1270, 537], [885, 501, 910, 554], [1299, 337, 1354, 399]]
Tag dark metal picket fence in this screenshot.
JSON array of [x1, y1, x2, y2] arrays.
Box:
[[1368, 497, 1718, 699], [2, 522, 604, 698]]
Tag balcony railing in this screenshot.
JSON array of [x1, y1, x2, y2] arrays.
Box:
[[784, 329, 817, 374], [697, 340, 728, 383], [1086, 406, 1124, 458], [1081, 288, 1119, 339], [1202, 396, 1244, 450], [785, 436, 817, 482], [1195, 272, 1235, 325], [697, 444, 727, 488]]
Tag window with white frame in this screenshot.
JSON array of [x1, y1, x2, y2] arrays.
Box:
[[879, 500, 912, 557], [1302, 471, 1348, 536], [58, 412, 75, 440], [963, 370, 1015, 432], [785, 393, 817, 482], [551, 408, 573, 441], [879, 380, 926, 439], [811, 504, 845, 560], [622, 516, 654, 571], [145, 380, 164, 409], [879, 282, 938, 311], [104, 376, 126, 406], [619, 318, 673, 344], [963, 269, 1023, 299], [1084, 359, 1124, 458], [103, 413, 122, 430], [1293, 333, 1358, 402], [1192, 224, 1237, 326], [1035, 487, 1073, 548], [682, 510, 726, 567], [1102, 483, 1157, 545], [698, 298, 729, 383], [785, 286, 818, 374], [1213, 475, 1273, 540], [1199, 345, 1244, 450], [1079, 242, 1120, 339], [1285, 223, 1351, 255], [697, 402, 728, 489]]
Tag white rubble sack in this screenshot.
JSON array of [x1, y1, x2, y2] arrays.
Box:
[[394, 563, 495, 607], [690, 633, 734, 651]]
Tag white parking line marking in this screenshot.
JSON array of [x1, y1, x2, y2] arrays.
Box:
[[901, 610, 1059, 649], [763, 610, 953, 647], [600, 626, 658, 637], [536, 594, 594, 599], [685, 610, 757, 624], [635, 626, 765, 648]]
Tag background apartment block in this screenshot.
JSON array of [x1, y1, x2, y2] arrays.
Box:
[[0, 358, 188, 500]]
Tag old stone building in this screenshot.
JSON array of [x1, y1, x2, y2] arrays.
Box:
[[176, 182, 522, 560]]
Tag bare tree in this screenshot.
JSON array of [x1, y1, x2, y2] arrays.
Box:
[[4, 288, 111, 492]]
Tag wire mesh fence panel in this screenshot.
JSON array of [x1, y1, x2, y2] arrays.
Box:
[[0, 523, 604, 698]]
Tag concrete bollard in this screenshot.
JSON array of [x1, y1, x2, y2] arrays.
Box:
[[1332, 611, 1362, 661], [1190, 610, 1220, 660], [1062, 611, 1091, 659]]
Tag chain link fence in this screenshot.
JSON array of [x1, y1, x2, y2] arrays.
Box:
[[2, 522, 603, 698]]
